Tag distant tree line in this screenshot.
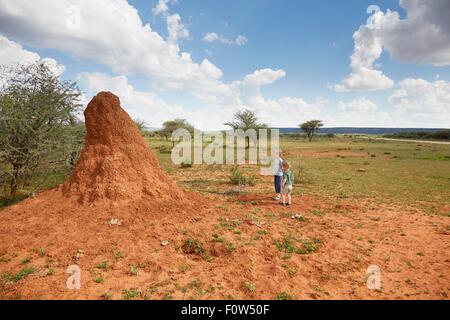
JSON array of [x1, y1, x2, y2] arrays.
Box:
[[383, 130, 450, 141]]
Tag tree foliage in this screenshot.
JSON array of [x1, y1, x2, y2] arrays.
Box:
[[299, 120, 324, 142], [157, 118, 194, 146], [224, 109, 268, 148], [0, 63, 83, 196]]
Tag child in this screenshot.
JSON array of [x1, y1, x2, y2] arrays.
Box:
[[280, 160, 294, 206], [272, 149, 283, 201]]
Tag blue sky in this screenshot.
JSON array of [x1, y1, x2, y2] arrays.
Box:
[[0, 0, 449, 129]]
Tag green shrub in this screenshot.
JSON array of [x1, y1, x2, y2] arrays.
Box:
[[276, 291, 293, 300], [229, 166, 256, 186], [0, 194, 28, 209], [157, 145, 172, 154], [295, 164, 316, 184]]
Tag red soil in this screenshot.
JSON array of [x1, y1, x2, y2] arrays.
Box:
[[62, 91, 188, 204], [0, 92, 448, 300]]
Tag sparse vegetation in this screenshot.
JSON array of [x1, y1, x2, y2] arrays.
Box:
[[95, 261, 109, 271], [122, 288, 141, 300], [243, 281, 256, 294], [276, 291, 293, 300], [1, 267, 35, 283], [229, 166, 256, 186]]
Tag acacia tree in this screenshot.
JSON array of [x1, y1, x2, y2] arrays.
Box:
[[299, 120, 324, 142], [0, 63, 82, 196], [224, 109, 268, 148], [158, 118, 194, 146]]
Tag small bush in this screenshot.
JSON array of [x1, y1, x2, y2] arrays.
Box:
[[157, 145, 172, 154], [276, 291, 293, 300], [229, 166, 256, 186], [243, 282, 256, 293], [275, 236, 321, 255], [122, 288, 141, 300], [95, 261, 109, 271], [130, 265, 138, 276], [295, 164, 316, 184]]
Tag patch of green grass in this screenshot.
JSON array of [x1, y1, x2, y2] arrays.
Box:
[[312, 209, 326, 217], [130, 265, 138, 276], [101, 292, 113, 300], [20, 256, 31, 265], [113, 249, 125, 261], [1, 267, 35, 283], [275, 236, 321, 255], [122, 288, 141, 300], [212, 234, 225, 243], [276, 291, 293, 300], [95, 261, 109, 271], [243, 282, 256, 293], [229, 166, 256, 186], [95, 277, 104, 284], [275, 236, 298, 254], [281, 263, 298, 277], [33, 248, 46, 257], [218, 217, 242, 231], [298, 239, 321, 255], [182, 239, 212, 261]]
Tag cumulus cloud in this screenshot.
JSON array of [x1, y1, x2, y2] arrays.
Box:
[[77, 72, 185, 124], [381, 0, 450, 66], [332, 12, 394, 92], [0, 35, 65, 76], [166, 13, 189, 44], [389, 78, 450, 114], [337, 97, 378, 112], [152, 0, 170, 16], [0, 0, 217, 94], [203, 32, 248, 46], [333, 0, 450, 92], [0, 1, 326, 129]]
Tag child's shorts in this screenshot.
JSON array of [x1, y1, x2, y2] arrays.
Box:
[[281, 185, 293, 195]]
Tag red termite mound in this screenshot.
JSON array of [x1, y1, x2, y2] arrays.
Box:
[[63, 91, 185, 204]]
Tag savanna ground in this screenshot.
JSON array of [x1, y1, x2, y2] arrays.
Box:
[[0, 135, 449, 300]]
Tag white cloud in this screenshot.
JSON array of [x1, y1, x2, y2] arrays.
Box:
[[332, 13, 394, 92], [235, 35, 248, 46], [166, 13, 189, 44], [381, 0, 450, 66], [333, 0, 450, 92], [0, 35, 65, 76], [77, 71, 184, 125], [203, 32, 248, 46], [389, 78, 450, 114], [0, 0, 218, 94], [337, 97, 378, 112], [152, 0, 169, 16], [0, 35, 40, 65]]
